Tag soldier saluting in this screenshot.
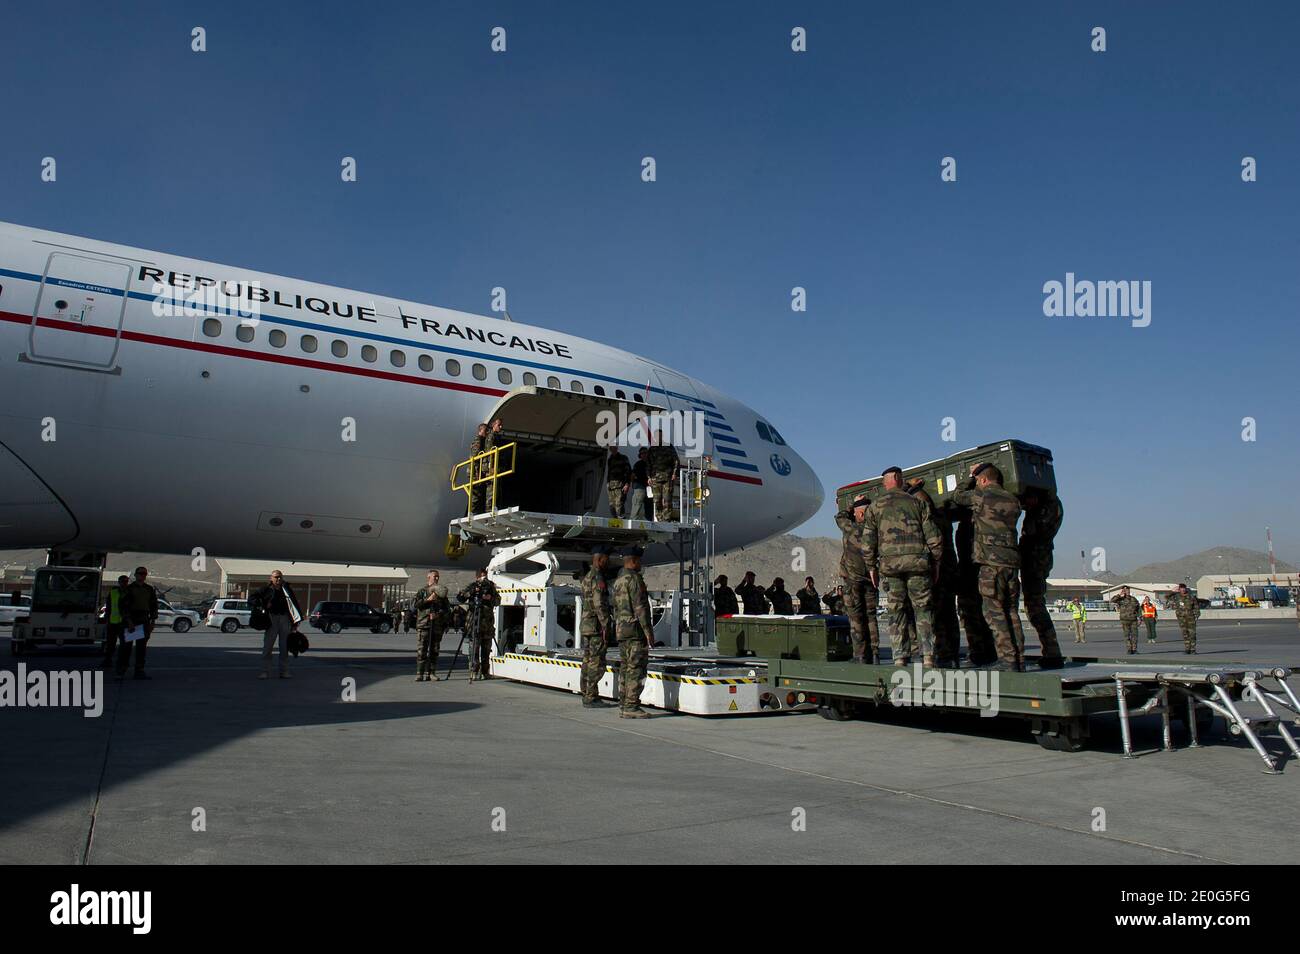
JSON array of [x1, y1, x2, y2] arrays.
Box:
[[612, 546, 654, 718], [713, 575, 739, 616], [951, 462, 1025, 671], [579, 546, 615, 708], [1167, 582, 1201, 654], [1110, 585, 1142, 655], [412, 569, 450, 682], [863, 467, 944, 667]]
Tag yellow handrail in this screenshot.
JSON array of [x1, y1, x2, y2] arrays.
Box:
[[451, 442, 518, 516]]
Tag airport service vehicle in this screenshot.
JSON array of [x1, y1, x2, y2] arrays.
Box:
[[0, 593, 31, 626], [308, 601, 394, 634], [206, 599, 252, 633], [0, 220, 821, 573], [10, 565, 104, 655]]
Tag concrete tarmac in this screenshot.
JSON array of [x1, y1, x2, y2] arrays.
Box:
[[1, 618, 1297, 864]]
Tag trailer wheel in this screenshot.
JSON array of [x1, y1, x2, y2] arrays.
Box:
[[1031, 717, 1088, 752], [818, 698, 856, 721]]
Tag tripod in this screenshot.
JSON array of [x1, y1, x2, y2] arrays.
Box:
[[442, 586, 493, 681]]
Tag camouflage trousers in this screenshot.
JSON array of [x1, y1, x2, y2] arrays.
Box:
[[957, 568, 997, 663], [1176, 617, 1197, 652], [416, 625, 443, 676], [607, 481, 627, 518], [581, 632, 608, 702], [650, 477, 675, 521], [1120, 620, 1140, 652], [930, 577, 961, 665], [843, 576, 879, 660], [1020, 571, 1064, 660], [619, 637, 649, 710], [470, 619, 495, 678], [979, 565, 1024, 666], [883, 572, 933, 664]]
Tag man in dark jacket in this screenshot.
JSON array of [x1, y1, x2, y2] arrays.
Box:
[[116, 567, 158, 679], [250, 570, 303, 680]]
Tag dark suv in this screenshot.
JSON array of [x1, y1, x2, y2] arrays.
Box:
[[308, 601, 394, 634]]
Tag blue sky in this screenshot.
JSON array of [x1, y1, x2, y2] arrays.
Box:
[[3, 1, 1296, 570]]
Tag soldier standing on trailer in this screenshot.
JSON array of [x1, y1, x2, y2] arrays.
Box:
[[579, 547, 615, 708], [955, 507, 998, 665], [612, 546, 654, 719], [951, 463, 1026, 671], [412, 570, 450, 682], [1018, 492, 1066, 668], [605, 446, 632, 518], [1167, 583, 1201, 654], [906, 478, 961, 668], [1111, 585, 1142, 655], [863, 467, 944, 667], [459, 568, 501, 680], [836, 494, 880, 663]]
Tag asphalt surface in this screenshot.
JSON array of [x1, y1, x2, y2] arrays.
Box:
[[1, 618, 1297, 864]]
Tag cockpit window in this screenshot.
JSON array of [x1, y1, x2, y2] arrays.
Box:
[[769, 425, 787, 446], [755, 421, 772, 442]]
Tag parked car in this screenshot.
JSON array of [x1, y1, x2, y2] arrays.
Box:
[[157, 599, 201, 633], [205, 598, 252, 633], [0, 593, 32, 626], [308, 601, 394, 634]]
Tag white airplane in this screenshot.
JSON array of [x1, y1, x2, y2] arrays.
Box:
[[0, 221, 823, 567]]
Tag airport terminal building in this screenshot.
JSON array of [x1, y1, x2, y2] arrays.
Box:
[[216, 560, 409, 610]]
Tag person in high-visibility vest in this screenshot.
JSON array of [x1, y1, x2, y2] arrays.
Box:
[[1141, 596, 1158, 643], [102, 574, 130, 669], [1068, 597, 1087, 643]]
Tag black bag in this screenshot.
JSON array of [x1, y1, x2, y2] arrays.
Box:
[[288, 630, 309, 656], [249, 592, 269, 630]]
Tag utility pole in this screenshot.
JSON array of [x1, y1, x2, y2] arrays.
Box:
[[1267, 527, 1277, 581]]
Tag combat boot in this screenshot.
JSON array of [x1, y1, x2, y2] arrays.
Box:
[[582, 698, 611, 708], [619, 707, 651, 719]]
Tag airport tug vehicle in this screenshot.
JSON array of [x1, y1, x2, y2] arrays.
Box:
[[10, 555, 105, 655], [448, 427, 1300, 770]]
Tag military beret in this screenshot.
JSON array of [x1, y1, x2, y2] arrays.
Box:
[[881, 466, 903, 477], [592, 544, 613, 556], [972, 462, 992, 477]]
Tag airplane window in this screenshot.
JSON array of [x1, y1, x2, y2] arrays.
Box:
[[769, 425, 787, 446], [201, 318, 222, 338], [418, 354, 434, 372], [498, 368, 512, 385], [634, 393, 644, 402], [235, 324, 255, 343], [594, 385, 605, 396], [331, 340, 348, 358], [446, 359, 461, 376], [615, 390, 626, 399], [547, 376, 561, 389], [390, 350, 406, 368], [570, 381, 583, 393], [523, 372, 536, 386], [361, 345, 377, 363], [268, 329, 286, 348], [756, 421, 772, 442], [300, 335, 318, 353], [472, 363, 487, 381]]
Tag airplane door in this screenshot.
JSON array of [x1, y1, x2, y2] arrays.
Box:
[[652, 367, 702, 414], [28, 252, 131, 372]]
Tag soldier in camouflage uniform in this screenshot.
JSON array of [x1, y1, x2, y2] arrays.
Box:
[[906, 479, 960, 668], [458, 569, 501, 680], [735, 571, 769, 614], [863, 467, 944, 666], [1110, 586, 1142, 654], [646, 435, 680, 522], [612, 547, 654, 718], [955, 508, 998, 665], [412, 570, 450, 682], [1018, 493, 1066, 667], [713, 575, 739, 616], [835, 495, 880, 663], [795, 577, 821, 614], [765, 578, 795, 615], [482, 418, 504, 511], [467, 423, 489, 513], [951, 463, 1026, 671], [579, 547, 615, 707], [822, 585, 847, 615], [606, 446, 632, 518], [1167, 583, 1201, 654]]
